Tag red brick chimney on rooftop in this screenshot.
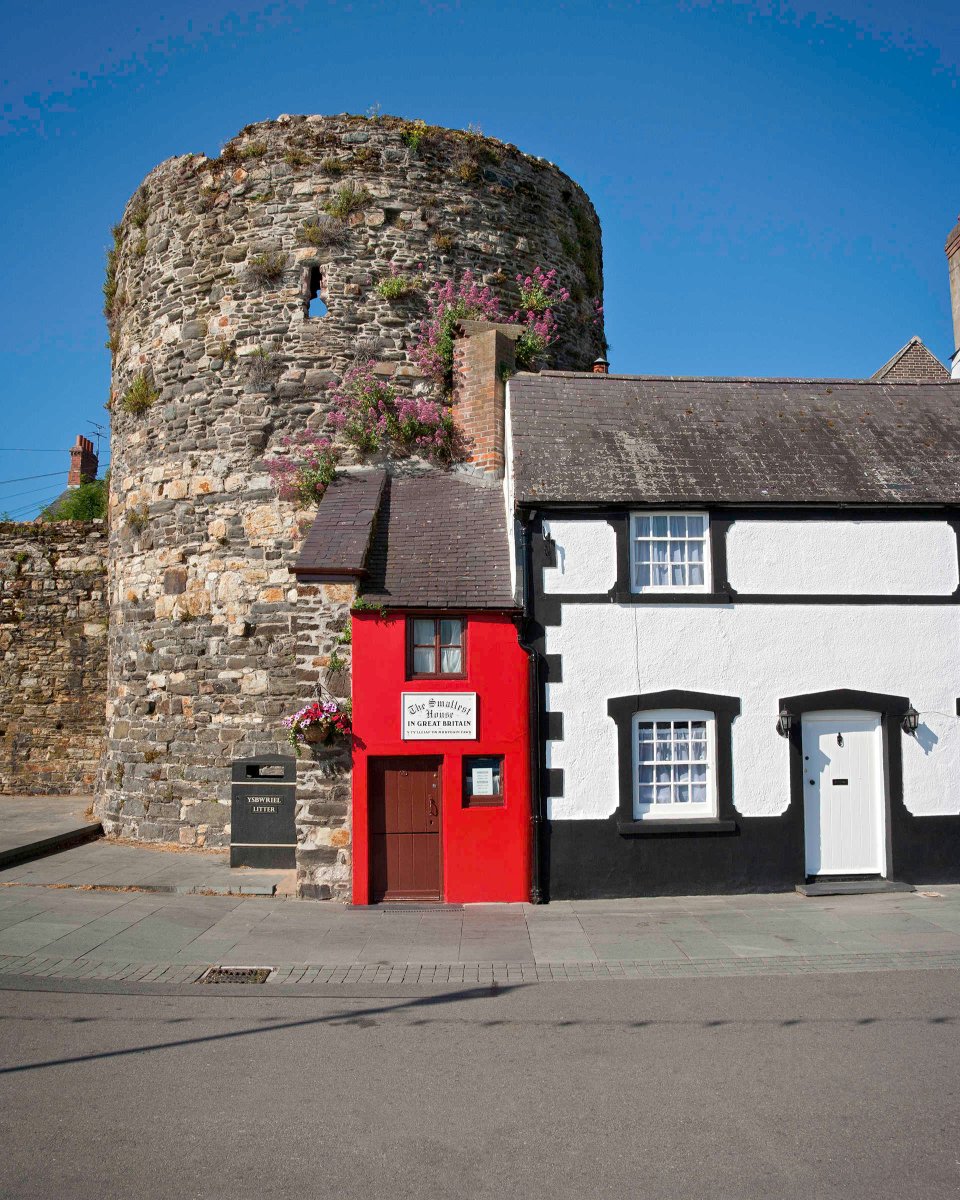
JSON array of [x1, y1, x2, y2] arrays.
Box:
[[947, 216, 960, 380], [68, 435, 98, 488], [451, 321, 523, 480]]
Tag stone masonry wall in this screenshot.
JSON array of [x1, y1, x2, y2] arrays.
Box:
[[99, 112, 606, 898], [0, 521, 108, 795], [293, 580, 354, 899]]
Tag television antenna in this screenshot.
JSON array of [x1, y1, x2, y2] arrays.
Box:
[[86, 421, 108, 461]]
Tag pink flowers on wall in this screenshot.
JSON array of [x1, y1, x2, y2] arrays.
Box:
[[264, 431, 338, 507], [411, 269, 502, 391], [327, 361, 458, 463]]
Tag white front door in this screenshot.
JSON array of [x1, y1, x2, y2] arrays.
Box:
[[801, 710, 885, 877]]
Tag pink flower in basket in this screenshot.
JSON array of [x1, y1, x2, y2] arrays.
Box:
[[283, 699, 352, 755]]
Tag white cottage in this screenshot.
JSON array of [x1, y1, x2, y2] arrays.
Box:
[[505, 341, 960, 898]]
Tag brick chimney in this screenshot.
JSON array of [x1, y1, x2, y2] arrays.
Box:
[[947, 217, 960, 380], [451, 321, 523, 479], [68, 435, 98, 487]]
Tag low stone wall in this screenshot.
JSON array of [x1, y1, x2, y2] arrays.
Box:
[[0, 521, 108, 794]]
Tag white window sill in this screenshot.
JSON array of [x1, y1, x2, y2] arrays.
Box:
[[631, 586, 712, 596]]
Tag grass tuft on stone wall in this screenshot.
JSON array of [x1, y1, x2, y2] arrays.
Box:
[[246, 251, 287, 288], [121, 372, 159, 416], [323, 184, 371, 219], [302, 218, 347, 249]]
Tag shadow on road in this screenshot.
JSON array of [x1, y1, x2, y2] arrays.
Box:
[[1, 979, 957, 1077], [0, 984, 517, 1076]]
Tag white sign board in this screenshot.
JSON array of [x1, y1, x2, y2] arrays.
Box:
[[471, 766, 495, 796], [402, 693, 477, 740]]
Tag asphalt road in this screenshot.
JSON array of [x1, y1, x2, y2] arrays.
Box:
[[1, 971, 958, 1200]]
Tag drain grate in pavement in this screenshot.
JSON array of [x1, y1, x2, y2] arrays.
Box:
[[198, 965, 273, 984]]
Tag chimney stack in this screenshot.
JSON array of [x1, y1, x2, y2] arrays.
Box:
[[451, 321, 523, 479], [947, 216, 960, 380], [68, 435, 98, 488], [592, 355, 610, 374]]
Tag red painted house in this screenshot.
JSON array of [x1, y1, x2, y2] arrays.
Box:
[[296, 467, 532, 904]]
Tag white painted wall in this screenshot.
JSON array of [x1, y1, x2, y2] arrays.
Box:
[[543, 520, 618, 594], [727, 520, 959, 596], [545, 602, 960, 821]]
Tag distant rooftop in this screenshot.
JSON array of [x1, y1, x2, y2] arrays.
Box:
[[871, 336, 949, 384]]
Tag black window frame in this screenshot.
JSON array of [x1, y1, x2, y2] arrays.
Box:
[[607, 689, 741, 835]]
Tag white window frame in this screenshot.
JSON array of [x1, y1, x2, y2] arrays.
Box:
[[630, 511, 711, 594], [632, 709, 718, 820]]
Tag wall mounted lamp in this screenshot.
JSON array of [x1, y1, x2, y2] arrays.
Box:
[[776, 707, 794, 738], [901, 706, 920, 736]]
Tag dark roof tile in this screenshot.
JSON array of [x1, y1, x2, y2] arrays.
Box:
[[363, 473, 515, 609], [294, 469, 385, 576]]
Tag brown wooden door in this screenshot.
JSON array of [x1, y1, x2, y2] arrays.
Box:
[[369, 757, 442, 901]]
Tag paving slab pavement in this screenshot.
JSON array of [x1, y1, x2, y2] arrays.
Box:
[[0, 835, 294, 896], [0, 877, 959, 988]]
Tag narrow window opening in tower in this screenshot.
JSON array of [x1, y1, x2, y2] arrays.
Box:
[[306, 265, 328, 319]]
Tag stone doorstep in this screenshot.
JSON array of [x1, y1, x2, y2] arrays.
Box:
[[349, 903, 466, 913], [797, 880, 916, 898]]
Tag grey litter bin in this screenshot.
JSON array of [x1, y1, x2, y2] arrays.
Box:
[[230, 755, 297, 869]]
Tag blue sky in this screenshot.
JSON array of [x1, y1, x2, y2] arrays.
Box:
[[1, 0, 957, 516]]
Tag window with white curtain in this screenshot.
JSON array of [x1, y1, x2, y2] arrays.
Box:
[[408, 617, 465, 678], [633, 710, 717, 819], [630, 513, 710, 592]]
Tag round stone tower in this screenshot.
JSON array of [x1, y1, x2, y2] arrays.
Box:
[[97, 113, 605, 897]]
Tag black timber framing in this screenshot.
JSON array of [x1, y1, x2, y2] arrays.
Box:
[[532, 506, 960, 626]]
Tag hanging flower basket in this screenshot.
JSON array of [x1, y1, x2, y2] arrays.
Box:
[[283, 699, 352, 756]]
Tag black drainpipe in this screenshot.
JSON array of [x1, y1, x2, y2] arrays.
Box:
[[514, 512, 546, 904]]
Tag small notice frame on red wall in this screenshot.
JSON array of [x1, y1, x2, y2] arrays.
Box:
[[463, 755, 504, 808], [402, 692, 477, 740]]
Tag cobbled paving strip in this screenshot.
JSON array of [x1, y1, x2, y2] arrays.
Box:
[[2, 949, 960, 987]]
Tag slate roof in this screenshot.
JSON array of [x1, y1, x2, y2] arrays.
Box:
[[362, 474, 516, 609], [871, 337, 950, 383], [295, 470, 385, 577], [509, 372, 960, 506], [295, 469, 516, 609]]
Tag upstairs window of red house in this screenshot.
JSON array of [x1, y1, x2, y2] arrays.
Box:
[[408, 617, 465, 678]]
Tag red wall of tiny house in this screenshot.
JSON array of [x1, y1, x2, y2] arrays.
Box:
[[351, 610, 531, 904]]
